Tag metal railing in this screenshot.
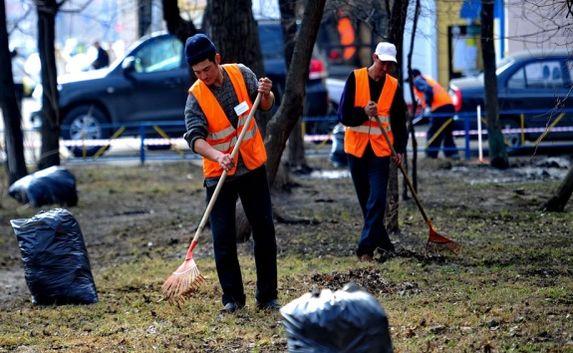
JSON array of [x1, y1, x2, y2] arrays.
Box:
[[2, 107, 572, 165]]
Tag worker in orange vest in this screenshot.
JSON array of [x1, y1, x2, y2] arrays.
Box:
[[409, 69, 459, 159], [182, 34, 278, 313], [338, 42, 408, 263]]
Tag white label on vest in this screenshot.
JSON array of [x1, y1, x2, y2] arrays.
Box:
[[234, 101, 249, 116]]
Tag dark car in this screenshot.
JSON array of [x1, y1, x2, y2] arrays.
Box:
[[43, 21, 329, 156], [449, 50, 573, 147]]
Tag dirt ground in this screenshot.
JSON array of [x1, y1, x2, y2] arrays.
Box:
[[0, 154, 572, 352]]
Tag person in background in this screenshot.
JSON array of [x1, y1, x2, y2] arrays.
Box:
[[183, 34, 279, 314], [91, 41, 109, 70], [409, 69, 459, 159], [338, 42, 408, 263], [11, 48, 26, 111]]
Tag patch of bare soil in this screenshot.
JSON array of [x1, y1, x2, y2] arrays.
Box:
[[311, 267, 421, 296]]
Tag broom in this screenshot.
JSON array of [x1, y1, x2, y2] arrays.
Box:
[[373, 115, 461, 254], [162, 93, 262, 302]]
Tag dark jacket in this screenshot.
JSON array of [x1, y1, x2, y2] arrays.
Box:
[[338, 71, 408, 153]]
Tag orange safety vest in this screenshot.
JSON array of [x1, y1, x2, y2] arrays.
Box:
[[189, 64, 267, 178], [344, 68, 397, 158], [413, 75, 452, 111]]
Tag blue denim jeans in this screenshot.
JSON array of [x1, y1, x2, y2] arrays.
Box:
[[206, 166, 277, 306], [347, 145, 394, 256]]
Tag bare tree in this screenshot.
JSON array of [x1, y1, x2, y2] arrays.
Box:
[[481, 0, 509, 169], [0, 0, 28, 184], [162, 0, 197, 44], [406, 0, 420, 194], [206, 0, 264, 77], [280, 0, 309, 173], [542, 163, 573, 212], [138, 0, 152, 37], [265, 0, 326, 186], [36, 0, 63, 169], [385, 0, 409, 234]]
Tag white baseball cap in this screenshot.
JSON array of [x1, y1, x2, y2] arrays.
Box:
[[374, 42, 397, 63]]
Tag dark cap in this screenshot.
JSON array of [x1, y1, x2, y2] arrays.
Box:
[[185, 34, 217, 66], [406, 68, 422, 82]]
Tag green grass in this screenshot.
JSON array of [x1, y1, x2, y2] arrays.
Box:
[[0, 161, 572, 352]]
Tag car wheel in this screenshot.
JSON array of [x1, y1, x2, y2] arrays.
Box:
[[62, 105, 110, 157], [501, 119, 522, 148]]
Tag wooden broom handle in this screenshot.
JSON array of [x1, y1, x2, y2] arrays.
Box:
[[373, 115, 431, 224], [188, 93, 262, 251]]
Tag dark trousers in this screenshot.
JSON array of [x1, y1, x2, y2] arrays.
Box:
[[426, 104, 458, 158], [206, 166, 277, 306], [347, 145, 394, 256]]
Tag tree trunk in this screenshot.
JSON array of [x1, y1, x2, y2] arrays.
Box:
[[280, 0, 308, 172], [406, 0, 421, 194], [161, 0, 198, 81], [207, 0, 264, 77], [162, 0, 197, 43], [481, 0, 508, 169], [36, 0, 60, 169], [542, 164, 573, 212], [265, 0, 326, 187], [385, 0, 409, 233], [138, 0, 153, 37], [0, 0, 28, 184]]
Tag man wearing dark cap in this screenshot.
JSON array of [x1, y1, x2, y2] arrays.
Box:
[[409, 69, 459, 159], [182, 34, 278, 313]]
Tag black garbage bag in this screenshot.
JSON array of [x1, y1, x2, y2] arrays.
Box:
[[8, 166, 78, 207], [329, 123, 347, 168], [280, 283, 393, 353], [10, 208, 98, 305]]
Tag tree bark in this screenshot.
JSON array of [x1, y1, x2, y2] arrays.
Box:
[[265, 0, 326, 187], [406, 0, 420, 194], [385, 0, 409, 233], [280, 0, 308, 171], [36, 0, 60, 169], [542, 164, 573, 212], [0, 0, 28, 185], [207, 0, 264, 77], [481, 0, 508, 169], [162, 0, 197, 44], [138, 0, 153, 37]]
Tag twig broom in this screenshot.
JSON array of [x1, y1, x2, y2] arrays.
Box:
[[373, 115, 461, 254], [162, 93, 262, 302]]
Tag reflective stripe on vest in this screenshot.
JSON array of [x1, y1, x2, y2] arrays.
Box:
[[189, 64, 267, 177], [344, 68, 397, 158], [414, 75, 452, 111]]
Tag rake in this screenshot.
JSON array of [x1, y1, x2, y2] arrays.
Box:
[[162, 93, 262, 302], [373, 115, 461, 254]]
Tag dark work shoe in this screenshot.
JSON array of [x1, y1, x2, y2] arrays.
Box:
[[256, 299, 281, 311], [220, 302, 244, 314]]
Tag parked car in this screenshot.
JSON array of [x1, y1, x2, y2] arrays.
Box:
[[34, 21, 330, 156], [449, 50, 573, 147]]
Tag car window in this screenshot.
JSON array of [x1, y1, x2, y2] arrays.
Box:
[[567, 60, 573, 84], [509, 61, 565, 89], [507, 67, 526, 89], [134, 37, 183, 73]]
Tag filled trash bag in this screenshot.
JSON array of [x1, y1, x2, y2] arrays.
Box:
[[280, 283, 392, 353], [8, 166, 78, 207], [329, 123, 347, 168], [10, 208, 98, 305]]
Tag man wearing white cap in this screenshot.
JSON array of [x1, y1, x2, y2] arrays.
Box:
[[337, 42, 408, 262]]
